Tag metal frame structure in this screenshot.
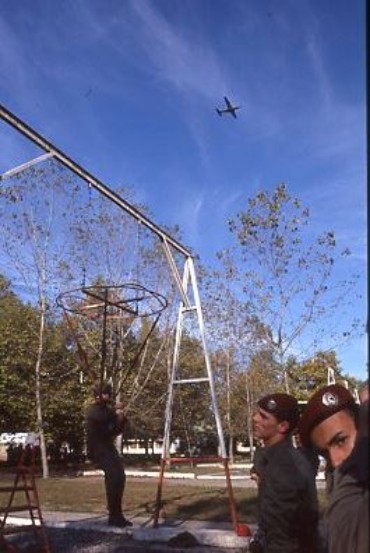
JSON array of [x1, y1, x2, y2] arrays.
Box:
[[0, 440, 51, 553], [56, 283, 168, 392], [327, 367, 360, 404], [153, 255, 239, 529], [0, 103, 241, 532]]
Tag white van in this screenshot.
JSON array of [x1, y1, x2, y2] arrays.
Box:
[[0, 432, 39, 445]]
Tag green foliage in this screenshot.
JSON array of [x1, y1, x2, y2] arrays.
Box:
[[171, 333, 215, 445], [285, 351, 338, 400], [0, 278, 38, 430], [0, 278, 210, 453], [0, 277, 85, 450], [0, 163, 362, 465]]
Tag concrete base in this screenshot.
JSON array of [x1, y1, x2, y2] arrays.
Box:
[[5, 513, 254, 549]]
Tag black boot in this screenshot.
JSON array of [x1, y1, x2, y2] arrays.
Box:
[[108, 514, 133, 528]]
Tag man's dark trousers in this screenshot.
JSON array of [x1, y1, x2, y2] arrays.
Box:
[[93, 446, 125, 519]]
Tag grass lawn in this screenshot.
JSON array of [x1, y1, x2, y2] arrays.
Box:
[[0, 473, 328, 524]]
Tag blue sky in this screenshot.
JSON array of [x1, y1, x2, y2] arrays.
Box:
[[0, 0, 367, 379]]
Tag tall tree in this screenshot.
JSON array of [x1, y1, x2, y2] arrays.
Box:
[[0, 161, 78, 476], [223, 183, 361, 392], [202, 250, 274, 460]]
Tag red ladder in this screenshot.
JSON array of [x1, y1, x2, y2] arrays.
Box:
[[0, 444, 51, 553]]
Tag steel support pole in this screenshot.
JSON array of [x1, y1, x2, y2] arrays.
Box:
[[153, 259, 190, 527], [187, 257, 227, 458], [154, 257, 241, 532]]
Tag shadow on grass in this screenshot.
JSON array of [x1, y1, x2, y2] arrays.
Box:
[[134, 487, 258, 523], [171, 490, 258, 523], [0, 474, 326, 526], [135, 487, 327, 524]]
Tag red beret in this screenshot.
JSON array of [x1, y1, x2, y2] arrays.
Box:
[[298, 384, 357, 447], [258, 393, 300, 430]]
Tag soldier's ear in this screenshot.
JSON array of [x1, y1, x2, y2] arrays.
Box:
[[277, 420, 290, 435]]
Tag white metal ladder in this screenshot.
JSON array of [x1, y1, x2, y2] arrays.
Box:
[[154, 249, 242, 533]]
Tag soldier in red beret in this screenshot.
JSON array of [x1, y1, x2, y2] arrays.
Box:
[[298, 383, 369, 553], [250, 393, 320, 553]]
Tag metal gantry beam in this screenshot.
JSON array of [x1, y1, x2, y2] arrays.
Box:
[[0, 103, 193, 259], [0, 152, 54, 179], [1, 102, 240, 532]]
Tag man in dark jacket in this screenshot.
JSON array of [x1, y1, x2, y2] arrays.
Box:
[[86, 380, 132, 527], [251, 393, 319, 553], [299, 383, 369, 553]]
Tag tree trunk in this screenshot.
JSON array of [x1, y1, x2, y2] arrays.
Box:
[[284, 370, 290, 393], [245, 376, 254, 463], [226, 350, 233, 463], [116, 434, 123, 454], [228, 434, 234, 464], [35, 302, 49, 478], [279, 348, 290, 394], [283, 364, 290, 393]]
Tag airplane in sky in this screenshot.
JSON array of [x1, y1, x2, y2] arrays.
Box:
[[216, 96, 240, 118]]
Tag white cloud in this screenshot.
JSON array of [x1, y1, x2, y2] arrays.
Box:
[[304, 22, 333, 108], [128, 0, 228, 102], [173, 192, 204, 250]]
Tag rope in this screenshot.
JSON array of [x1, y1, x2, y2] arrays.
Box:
[[62, 311, 90, 374]]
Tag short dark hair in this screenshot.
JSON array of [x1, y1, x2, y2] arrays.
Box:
[[93, 380, 112, 398]]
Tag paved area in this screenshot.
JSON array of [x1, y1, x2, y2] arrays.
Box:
[[6, 511, 255, 551], [85, 467, 327, 489], [2, 467, 326, 551]]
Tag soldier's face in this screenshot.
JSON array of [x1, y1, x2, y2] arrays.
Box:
[[253, 407, 285, 444], [96, 392, 111, 403], [310, 410, 357, 469], [101, 392, 111, 403]]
